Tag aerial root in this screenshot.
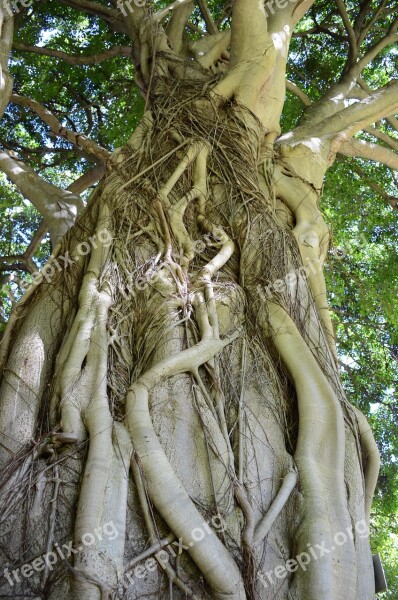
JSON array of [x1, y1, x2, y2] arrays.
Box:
[[352, 406, 380, 526], [130, 454, 201, 599], [253, 471, 298, 546], [263, 301, 356, 599], [273, 161, 337, 363]]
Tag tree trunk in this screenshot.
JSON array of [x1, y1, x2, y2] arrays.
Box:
[[0, 3, 381, 600]]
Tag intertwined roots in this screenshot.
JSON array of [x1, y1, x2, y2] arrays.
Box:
[[0, 77, 376, 600]]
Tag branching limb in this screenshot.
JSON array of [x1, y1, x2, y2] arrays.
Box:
[[0, 10, 13, 120], [264, 0, 317, 30], [289, 0, 317, 27], [154, 0, 195, 23], [338, 138, 398, 171], [11, 94, 110, 163], [0, 151, 84, 244], [286, 80, 311, 107], [295, 80, 398, 141], [0, 164, 104, 274], [336, 0, 358, 67], [196, 0, 218, 34], [189, 30, 231, 70], [0, 220, 47, 274], [362, 125, 398, 153], [229, 0, 268, 68], [295, 15, 398, 134], [351, 15, 398, 78], [349, 162, 398, 210], [212, 12, 277, 129], [12, 42, 132, 64], [385, 115, 398, 133], [68, 164, 106, 194], [166, 1, 195, 53], [56, 0, 127, 34], [354, 0, 387, 43], [358, 77, 398, 132]]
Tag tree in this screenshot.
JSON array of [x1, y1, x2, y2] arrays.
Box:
[[0, 1, 397, 598]]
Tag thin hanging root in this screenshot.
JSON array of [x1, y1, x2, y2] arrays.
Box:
[[43, 465, 62, 585], [264, 302, 356, 600], [352, 406, 380, 526], [238, 339, 247, 484], [130, 456, 200, 600], [253, 471, 297, 546], [124, 533, 175, 572]]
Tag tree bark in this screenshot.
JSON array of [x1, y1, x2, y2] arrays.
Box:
[[0, 3, 383, 600]]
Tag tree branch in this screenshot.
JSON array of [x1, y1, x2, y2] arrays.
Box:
[[0, 12, 13, 120], [351, 17, 398, 78], [0, 151, 84, 244], [57, 0, 118, 21], [12, 42, 132, 64], [154, 0, 194, 23], [356, 0, 388, 45], [67, 164, 105, 194], [230, 0, 268, 67], [338, 138, 398, 171], [350, 162, 398, 210], [286, 80, 311, 107], [56, 0, 131, 36], [299, 81, 398, 140], [298, 15, 398, 131], [336, 0, 358, 66], [358, 78, 398, 132], [0, 219, 48, 275], [0, 257, 31, 274], [165, 1, 195, 53], [385, 115, 398, 133], [363, 126, 398, 153], [11, 94, 110, 163], [196, 0, 218, 34], [0, 162, 102, 278], [288, 0, 317, 28]]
